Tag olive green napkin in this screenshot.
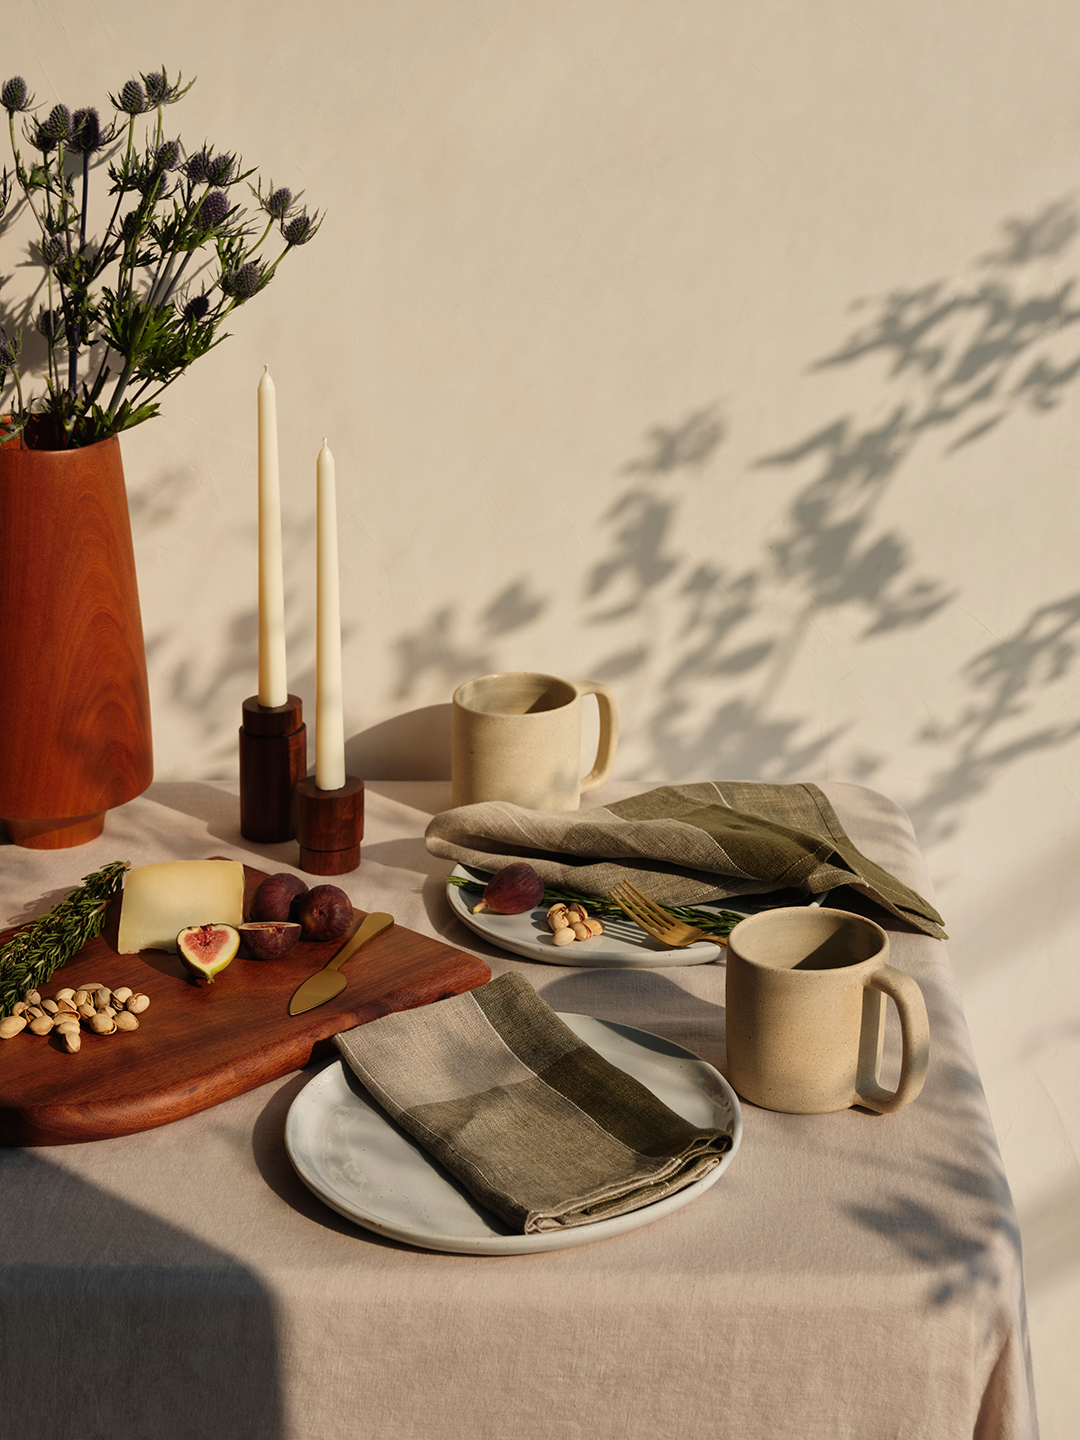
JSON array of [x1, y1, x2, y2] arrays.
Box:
[[334, 972, 731, 1233], [424, 781, 945, 939]]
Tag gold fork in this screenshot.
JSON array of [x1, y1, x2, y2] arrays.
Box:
[[607, 881, 723, 949]]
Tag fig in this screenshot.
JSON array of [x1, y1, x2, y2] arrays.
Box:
[[250, 872, 308, 923], [471, 862, 545, 915], [177, 923, 241, 984], [297, 884, 353, 942], [238, 921, 302, 960]]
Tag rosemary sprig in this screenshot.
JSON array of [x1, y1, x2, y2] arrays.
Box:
[[0, 860, 129, 1016], [446, 873, 745, 937]]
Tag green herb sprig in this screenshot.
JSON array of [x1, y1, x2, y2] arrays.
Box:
[[0, 859, 128, 1016], [446, 873, 744, 938]]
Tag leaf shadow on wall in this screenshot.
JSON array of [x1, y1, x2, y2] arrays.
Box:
[[387, 200, 1080, 822]]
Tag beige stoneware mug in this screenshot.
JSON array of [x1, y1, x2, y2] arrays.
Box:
[[724, 907, 929, 1115], [451, 672, 618, 811]]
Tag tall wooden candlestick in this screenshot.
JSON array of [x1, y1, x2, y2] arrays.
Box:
[[240, 368, 305, 843]]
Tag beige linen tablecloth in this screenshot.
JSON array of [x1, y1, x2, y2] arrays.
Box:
[[0, 781, 1037, 1440]]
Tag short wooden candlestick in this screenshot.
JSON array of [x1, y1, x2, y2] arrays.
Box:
[[295, 774, 365, 875], [239, 695, 307, 843]]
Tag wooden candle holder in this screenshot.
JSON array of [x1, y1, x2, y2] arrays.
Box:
[[239, 695, 307, 843], [295, 774, 365, 875]]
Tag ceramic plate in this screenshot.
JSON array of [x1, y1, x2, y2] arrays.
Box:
[[446, 864, 735, 966], [285, 1014, 742, 1255]]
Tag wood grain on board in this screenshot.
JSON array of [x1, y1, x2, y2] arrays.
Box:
[[0, 862, 490, 1146]]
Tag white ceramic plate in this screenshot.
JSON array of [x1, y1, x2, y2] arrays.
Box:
[[285, 1014, 742, 1255], [446, 864, 734, 966]]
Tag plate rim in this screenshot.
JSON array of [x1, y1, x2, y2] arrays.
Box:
[[285, 1012, 742, 1255]]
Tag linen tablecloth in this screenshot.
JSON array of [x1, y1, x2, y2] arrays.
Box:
[[0, 780, 1037, 1440]]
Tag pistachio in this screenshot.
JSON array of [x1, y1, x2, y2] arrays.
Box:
[[53, 1019, 80, 1036], [77, 1003, 96, 1019], [55, 987, 77, 1003], [547, 907, 571, 933], [55, 998, 78, 1014], [570, 923, 590, 941], [73, 989, 91, 1006], [60, 1028, 81, 1054], [11, 1000, 28, 1018], [126, 994, 150, 1014], [114, 1011, 139, 1033], [551, 927, 577, 947], [29, 1015, 55, 1035], [89, 1013, 116, 1036], [584, 918, 605, 938], [566, 903, 589, 923], [0, 1015, 28, 1039], [24, 989, 41, 1006], [112, 986, 133, 1005]]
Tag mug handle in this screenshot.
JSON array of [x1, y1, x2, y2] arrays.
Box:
[[855, 964, 930, 1114], [576, 681, 619, 794]]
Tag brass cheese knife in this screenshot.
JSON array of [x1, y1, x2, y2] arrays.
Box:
[[287, 911, 395, 1016]]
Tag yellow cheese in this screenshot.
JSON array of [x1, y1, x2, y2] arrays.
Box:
[[117, 860, 246, 954]]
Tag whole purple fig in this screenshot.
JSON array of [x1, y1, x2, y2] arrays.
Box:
[[238, 921, 302, 960], [297, 884, 353, 942], [471, 862, 545, 915], [251, 872, 308, 923]]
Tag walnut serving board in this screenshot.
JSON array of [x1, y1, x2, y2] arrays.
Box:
[[0, 863, 490, 1146]]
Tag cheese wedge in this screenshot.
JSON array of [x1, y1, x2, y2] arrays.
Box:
[[117, 860, 246, 954]]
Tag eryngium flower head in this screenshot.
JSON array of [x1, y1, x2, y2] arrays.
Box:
[[181, 294, 211, 322], [263, 186, 293, 220], [41, 235, 65, 267], [115, 79, 147, 115], [206, 153, 236, 186], [144, 72, 168, 104], [0, 325, 19, 367], [2, 76, 34, 113], [69, 107, 107, 154], [41, 104, 73, 142], [36, 308, 63, 343], [155, 139, 181, 172], [184, 148, 210, 183], [120, 210, 142, 241], [282, 211, 321, 247], [220, 259, 267, 302], [196, 188, 230, 232]]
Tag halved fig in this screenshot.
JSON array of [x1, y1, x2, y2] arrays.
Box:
[[177, 923, 241, 984], [238, 920, 302, 961]]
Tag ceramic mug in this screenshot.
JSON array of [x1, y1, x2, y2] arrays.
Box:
[[451, 672, 618, 811], [724, 907, 929, 1114]]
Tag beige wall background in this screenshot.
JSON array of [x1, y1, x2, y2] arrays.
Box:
[[5, 1, 1078, 1430]]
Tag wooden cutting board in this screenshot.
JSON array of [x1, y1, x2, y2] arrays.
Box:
[[0, 862, 490, 1146]]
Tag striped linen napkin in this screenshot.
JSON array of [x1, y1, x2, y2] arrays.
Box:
[[425, 780, 946, 939], [334, 972, 731, 1234]]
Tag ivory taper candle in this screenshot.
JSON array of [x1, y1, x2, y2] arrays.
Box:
[[315, 438, 346, 790], [257, 367, 287, 707]]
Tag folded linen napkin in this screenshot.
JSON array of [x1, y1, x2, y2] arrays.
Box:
[[333, 971, 731, 1233], [425, 780, 946, 939]]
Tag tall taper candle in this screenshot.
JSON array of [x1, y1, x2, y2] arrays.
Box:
[[257, 367, 287, 706], [315, 438, 346, 790]]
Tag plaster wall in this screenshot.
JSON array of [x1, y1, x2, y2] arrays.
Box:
[[3, 3, 1078, 1432]]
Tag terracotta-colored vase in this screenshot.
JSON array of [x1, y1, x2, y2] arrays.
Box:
[[0, 431, 153, 848]]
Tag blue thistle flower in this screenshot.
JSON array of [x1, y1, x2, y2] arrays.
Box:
[[264, 186, 293, 220], [36, 308, 63, 343], [41, 235, 65, 267], [206, 153, 236, 186], [181, 294, 211, 322], [281, 211, 321, 247], [41, 104, 73, 142], [2, 76, 34, 113], [116, 79, 147, 116], [184, 148, 210, 183], [144, 72, 168, 104], [0, 325, 19, 367], [220, 259, 267, 302], [120, 211, 142, 242], [196, 188, 230, 232], [68, 107, 108, 155], [155, 139, 181, 172]]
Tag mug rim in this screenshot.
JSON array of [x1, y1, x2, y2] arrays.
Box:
[[452, 671, 578, 716], [727, 905, 888, 974]]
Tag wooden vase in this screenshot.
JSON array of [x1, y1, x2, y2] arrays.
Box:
[[0, 432, 153, 848]]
